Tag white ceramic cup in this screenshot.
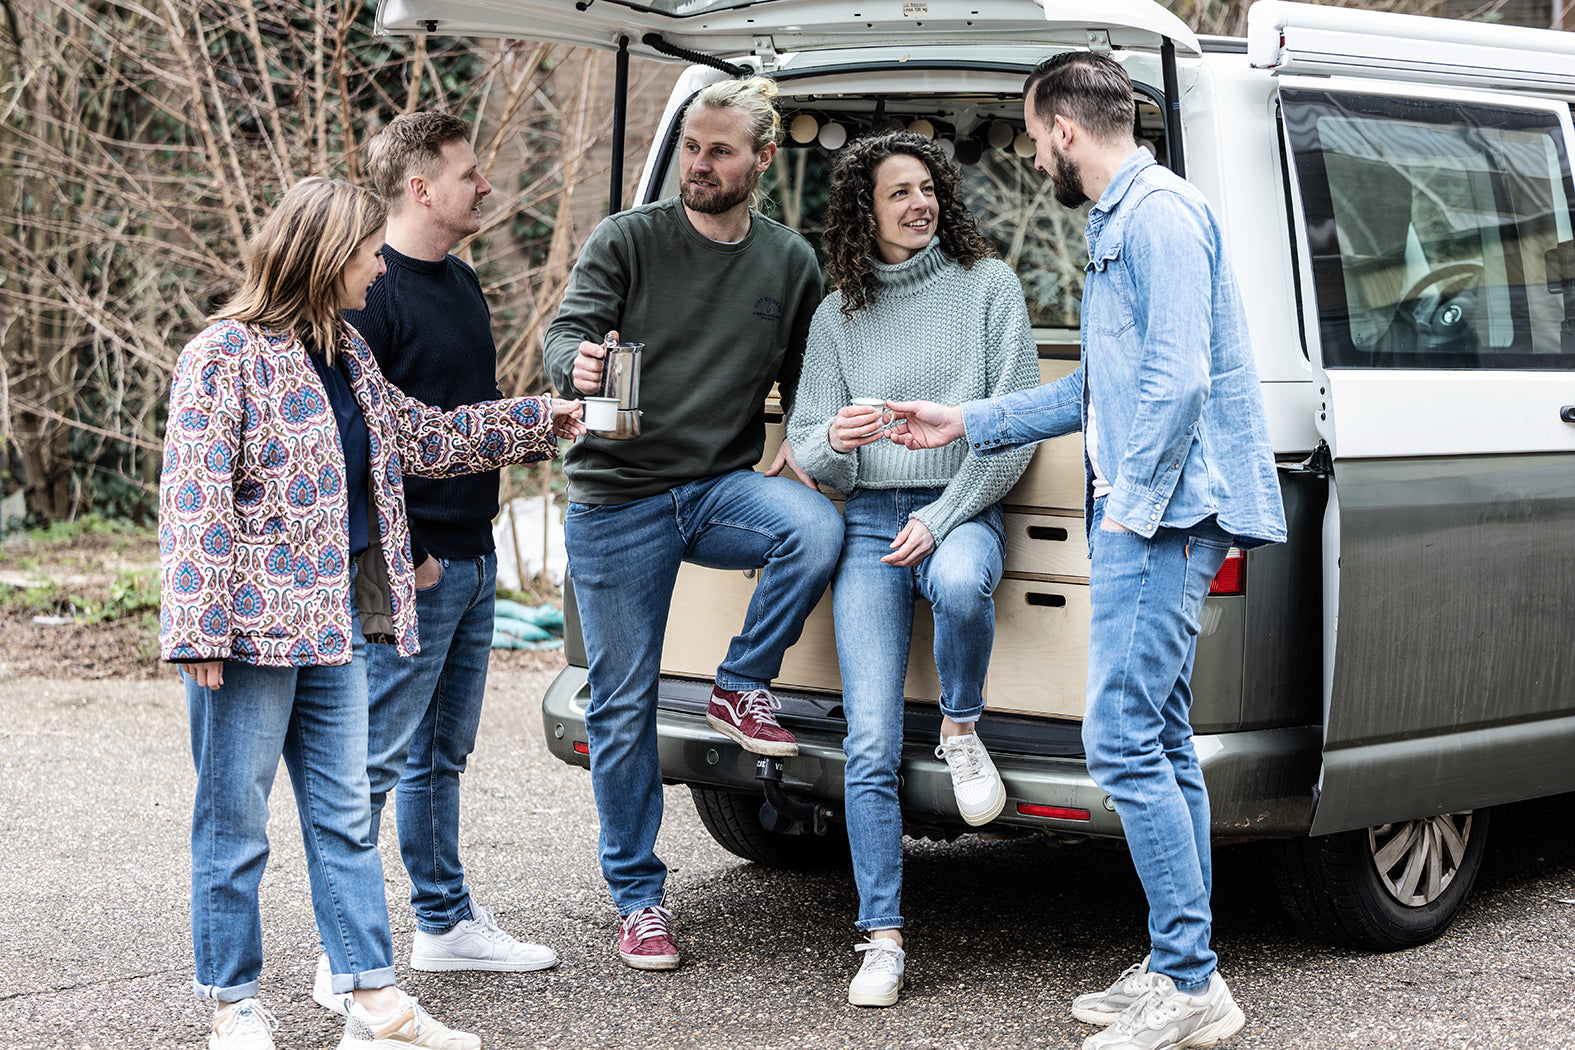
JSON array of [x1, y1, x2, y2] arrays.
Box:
[[850, 397, 897, 432], [583, 396, 620, 431]]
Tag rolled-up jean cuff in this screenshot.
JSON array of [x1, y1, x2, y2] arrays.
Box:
[[617, 894, 667, 918], [192, 978, 259, 1002], [332, 964, 397, 995], [855, 915, 904, 932], [713, 673, 769, 693], [939, 699, 985, 724]]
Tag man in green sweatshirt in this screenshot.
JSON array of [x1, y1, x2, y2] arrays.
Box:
[[544, 76, 842, 972]]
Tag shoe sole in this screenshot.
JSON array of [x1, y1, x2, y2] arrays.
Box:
[[959, 785, 1006, 827], [1070, 1000, 1127, 1026], [409, 954, 559, 973], [1176, 1005, 1246, 1049], [619, 950, 681, 971], [706, 713, 799, 756], [848, 974, 904, 1007]]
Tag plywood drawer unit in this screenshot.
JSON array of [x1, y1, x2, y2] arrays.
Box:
[[984, 578, 1091, 719], [1002, 511, 1089, 580], [661, 564, 940, 700], [1001, 356, 1085, 513]]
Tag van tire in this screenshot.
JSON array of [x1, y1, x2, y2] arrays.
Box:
[[688, 786, 851, 869], [1270, 808, 1491, 950]]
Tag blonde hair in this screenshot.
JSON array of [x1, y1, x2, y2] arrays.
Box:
[[684, 76, 783, 153], [365, 112, 473, 205], [213, 177, 388, 363]]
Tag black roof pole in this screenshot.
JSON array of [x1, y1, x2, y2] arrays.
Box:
[[611, 34, 630, 214], [1161, 35, 1185, 178]]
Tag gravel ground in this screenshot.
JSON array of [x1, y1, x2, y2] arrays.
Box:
[[0, 668, 1571, 1050]]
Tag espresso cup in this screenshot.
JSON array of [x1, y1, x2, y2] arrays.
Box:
[[583, 396, 620, 431], [850, 397, 897, 432]]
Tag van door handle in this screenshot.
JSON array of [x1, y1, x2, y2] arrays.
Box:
[[1562, 405, 1575, 423]]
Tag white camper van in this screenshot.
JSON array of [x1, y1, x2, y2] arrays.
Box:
[[377, 0, 1575, 949]]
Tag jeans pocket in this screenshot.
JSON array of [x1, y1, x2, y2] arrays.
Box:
[[414, 556, 446, 593]]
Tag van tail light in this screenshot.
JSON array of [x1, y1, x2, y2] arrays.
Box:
[[1208, 548, 1245, 596], [573, 741, 589, 755], [1017, 803, 1091, 821]]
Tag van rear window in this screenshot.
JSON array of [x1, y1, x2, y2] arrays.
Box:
[[1284, 88, 1575, 370]]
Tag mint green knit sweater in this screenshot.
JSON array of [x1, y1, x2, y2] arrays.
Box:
[[788, 240, 1039, 543]]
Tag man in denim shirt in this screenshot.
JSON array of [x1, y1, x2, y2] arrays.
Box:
[[891, 52, 1286, 1050]]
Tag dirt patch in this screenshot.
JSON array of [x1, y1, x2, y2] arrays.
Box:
[[0, 526, 568, 680]]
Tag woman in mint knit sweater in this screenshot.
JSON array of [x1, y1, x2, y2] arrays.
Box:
[[787, 132, 1039, 1007]]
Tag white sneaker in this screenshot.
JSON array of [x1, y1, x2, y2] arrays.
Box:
[[1073, 955, 1152, 1025], [338, 992, 479, 1050], [313, 953, 350, 1017], [210, 998, 279, 1050], [410, 901, 558, 973], [1082, 972, 1246, 1050], [935, 733, 1006, 826], [847, 938, 906, 1007]]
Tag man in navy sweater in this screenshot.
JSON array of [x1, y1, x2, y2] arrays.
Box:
[[320, 113, 556, 1008]]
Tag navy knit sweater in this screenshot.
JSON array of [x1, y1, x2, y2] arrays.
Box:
[[344, 244, 501, 563]]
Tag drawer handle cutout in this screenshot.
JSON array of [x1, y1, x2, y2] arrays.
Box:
[[1025, 592, 1067, 608], [1026, 525, 1069, 542]]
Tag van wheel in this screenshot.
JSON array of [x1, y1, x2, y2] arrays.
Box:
[[1270, 808, 1490, 950], [688, 786, 850, 869]]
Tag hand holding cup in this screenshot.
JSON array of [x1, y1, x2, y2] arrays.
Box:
[[829, 398, 896, 454], [550, 397, 586, 440]]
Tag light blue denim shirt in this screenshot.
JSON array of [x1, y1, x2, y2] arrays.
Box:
[[961, 148, 1287, 549]]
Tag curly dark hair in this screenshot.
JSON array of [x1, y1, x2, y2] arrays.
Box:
[[823, 131, 995, 320]]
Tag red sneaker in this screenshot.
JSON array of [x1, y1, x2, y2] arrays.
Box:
[[706, 685, 799, 756], [618, 906, 680, 970]]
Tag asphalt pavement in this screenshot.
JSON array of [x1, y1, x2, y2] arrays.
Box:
[[1, 670, 1571, 1050]]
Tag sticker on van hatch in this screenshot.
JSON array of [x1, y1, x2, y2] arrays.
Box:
[[902, 2, 928, 17]]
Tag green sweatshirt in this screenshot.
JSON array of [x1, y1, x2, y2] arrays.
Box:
[[544, 198, 823, 505]]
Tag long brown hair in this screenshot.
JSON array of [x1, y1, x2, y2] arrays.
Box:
[[212, 177, 388, 362], [822, 131, 994, 320]]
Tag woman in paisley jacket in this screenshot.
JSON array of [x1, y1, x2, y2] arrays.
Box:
[[158, 176, 582, 1050]]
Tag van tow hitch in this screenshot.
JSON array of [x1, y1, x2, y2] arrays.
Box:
[[754, 757, 834, 836]]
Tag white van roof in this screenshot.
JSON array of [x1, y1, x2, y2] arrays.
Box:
[[375, 0, 1200, 63]]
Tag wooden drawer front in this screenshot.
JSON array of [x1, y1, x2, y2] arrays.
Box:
[[984, 578, 1090, 719], [1003, 433, 1084, 512], [1003, 357, 1084, 513], [661, 564, 940, 699], [1002, 512, 1089, 579]]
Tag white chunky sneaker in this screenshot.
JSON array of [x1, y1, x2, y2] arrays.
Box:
[[1082, 972, 1246, 1050], [313, 953, 350, 1017], [1073, 955, 1153, 1025], [847, 938, 906, 1007], [410, 901, 558, 973], [935, 733, 1005, 826], [210, 998, 279, 1050], [337, 992, 479, 1050]]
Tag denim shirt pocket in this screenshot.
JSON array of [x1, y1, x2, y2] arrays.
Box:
[[1084, 240, 1136, 339]]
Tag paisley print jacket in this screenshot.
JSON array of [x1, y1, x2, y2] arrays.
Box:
[[159, 320, 559, 666]]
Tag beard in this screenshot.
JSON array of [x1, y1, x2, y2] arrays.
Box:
[[1050, 148, 1089, 209], [681, 168, 758, 215]]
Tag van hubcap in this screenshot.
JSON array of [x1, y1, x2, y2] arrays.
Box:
[[1368, 812, 1473, 907]]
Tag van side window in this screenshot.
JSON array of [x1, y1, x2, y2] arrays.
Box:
[[1283, 89, 1575, 369]]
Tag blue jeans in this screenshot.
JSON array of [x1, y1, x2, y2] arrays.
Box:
[[564, 469, 843, 914], [185, 610, 396, 999], [834, 488, 1005, 931], [1084, 500, 1233, 993], [365, 553, 495, 934]]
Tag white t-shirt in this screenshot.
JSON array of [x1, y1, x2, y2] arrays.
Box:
[[1087, 400, 1113, 501]]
